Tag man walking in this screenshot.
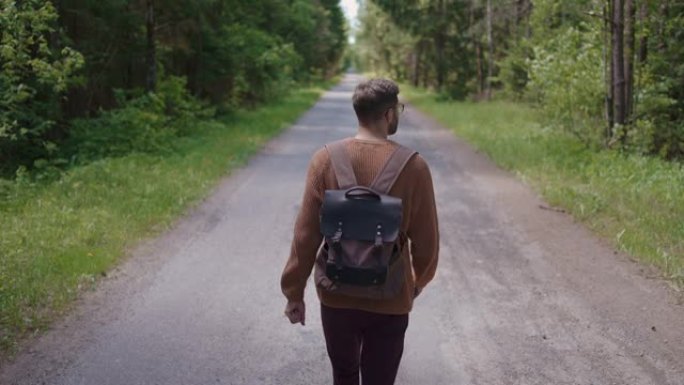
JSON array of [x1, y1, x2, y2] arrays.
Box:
[[280, 78, 439, 385]]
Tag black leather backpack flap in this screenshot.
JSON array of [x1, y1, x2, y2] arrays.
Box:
[[320, 188, 403, 242]]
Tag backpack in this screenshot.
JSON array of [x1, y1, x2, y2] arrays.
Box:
[[314, 139, 417, 300]]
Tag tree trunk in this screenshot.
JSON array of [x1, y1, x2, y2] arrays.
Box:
[[188, 29, 202, 96], [638, 1, 648, 63], [624, 0, 635, 121], [145, 0, 157, 92], [422, 46, 430, 89], [476, 42, 484, 97], [485, 0, 494, 100], [435, 33, 445, 90], [412, 41, 422, 87], [514, 0, 531, 37], [469, 1, 483, 96], [434, 0, 446, 91], [51, 0, 62, 48], [606, 0, 614, 137], [657, 1, 669, 53], [612, 0, 626, 127], [525, 0, 533, 38], [383, 48, 391, 75]]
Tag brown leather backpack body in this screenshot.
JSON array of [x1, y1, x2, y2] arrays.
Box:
[[314, 139, 417, 300]]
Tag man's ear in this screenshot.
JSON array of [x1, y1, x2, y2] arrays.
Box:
[[384, 108, 392, 122]]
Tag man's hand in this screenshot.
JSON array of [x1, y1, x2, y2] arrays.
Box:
[[284, 301, 306, 325]]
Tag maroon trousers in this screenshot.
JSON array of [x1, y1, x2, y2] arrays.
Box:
[[320, 303, 409, 385]]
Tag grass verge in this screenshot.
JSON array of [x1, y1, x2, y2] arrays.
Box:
[[0, 81, 335, 357], [403, 86, 684, 289]]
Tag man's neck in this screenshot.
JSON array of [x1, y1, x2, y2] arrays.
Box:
[[355, 125, 388, 142]]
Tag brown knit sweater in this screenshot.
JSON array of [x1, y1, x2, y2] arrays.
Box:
[[280, 137, 439, 315]]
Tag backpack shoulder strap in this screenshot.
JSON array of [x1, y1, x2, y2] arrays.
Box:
[[325, 139, 358, 189], [370, 144, 417, 194]]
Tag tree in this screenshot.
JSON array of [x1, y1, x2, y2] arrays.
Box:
[[0, 0, 83, 174], [624, 0, 635, 119], [485, 0, 493, 99], [612, 0, 626, 129], [145, 0, 156, 92]]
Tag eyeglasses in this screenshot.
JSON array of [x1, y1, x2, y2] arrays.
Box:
[[385, 103, 405, 117]]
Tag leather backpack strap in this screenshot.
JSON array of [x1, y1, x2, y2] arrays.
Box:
[[370, 145, 417, 194], [325, 139, 358, 189]]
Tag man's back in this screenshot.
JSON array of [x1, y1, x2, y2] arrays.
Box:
[[281, 137, 439, 315]]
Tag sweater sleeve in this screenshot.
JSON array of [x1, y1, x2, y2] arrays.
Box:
[[406, 155, 440, 289], [280, 149, 327, 302]]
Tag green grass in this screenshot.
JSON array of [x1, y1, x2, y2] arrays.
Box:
[[403, 86, 684, 288], [0, 82, 333, 357]]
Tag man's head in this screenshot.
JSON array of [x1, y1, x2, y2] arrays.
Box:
[[352, 78, 402, 136]]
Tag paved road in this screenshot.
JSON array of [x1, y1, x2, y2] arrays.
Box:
[[2, 74, 683, 385]]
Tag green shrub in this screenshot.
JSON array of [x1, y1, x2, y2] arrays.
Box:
[[527, 25, 605, 148], [157, 76, 213, 133], [498, 42, 532, 101], [64, 76, 210, 163], [199, 24, 302, 108], [0, 0, 83, 176]]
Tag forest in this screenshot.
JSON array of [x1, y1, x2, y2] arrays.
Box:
[[2, 0, 682, 181], [355, 0, 683, 160], [1, 0, 346, 178]]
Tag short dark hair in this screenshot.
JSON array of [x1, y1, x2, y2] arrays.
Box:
[[352, 78, 400, 123]]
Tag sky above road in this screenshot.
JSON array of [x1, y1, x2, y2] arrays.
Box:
[[341, 0, 359, 42], [341, 0, 359, 24]]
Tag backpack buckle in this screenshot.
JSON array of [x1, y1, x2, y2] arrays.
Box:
[[374, 224, 383, 247], [332, 221, 343, 243]]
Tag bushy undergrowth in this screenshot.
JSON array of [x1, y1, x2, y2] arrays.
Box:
[[64, 76, 213, 164], [526, 26, 605, 148]]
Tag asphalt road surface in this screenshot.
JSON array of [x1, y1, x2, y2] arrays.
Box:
[[2, 74, 683, 385]]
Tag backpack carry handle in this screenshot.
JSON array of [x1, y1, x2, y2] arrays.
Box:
[[345, 186, 381, 201]]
